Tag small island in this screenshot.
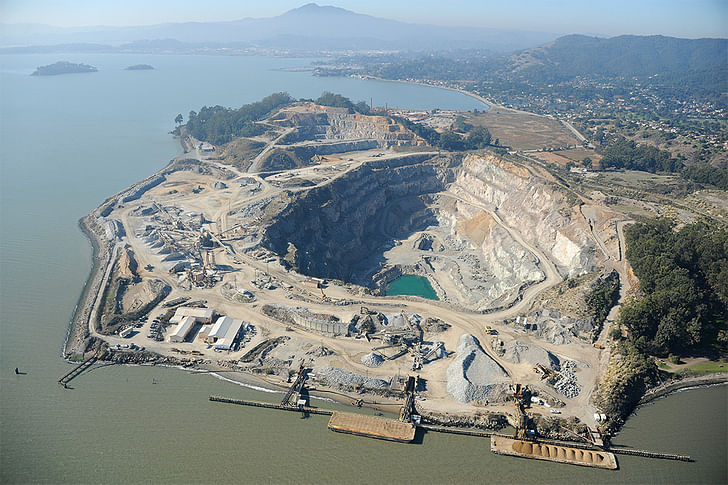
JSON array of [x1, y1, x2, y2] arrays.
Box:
[[31, 61, 98, 76], [125, 64, 155, 71]]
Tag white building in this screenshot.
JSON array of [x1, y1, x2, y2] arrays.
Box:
[[208, 316, 245, 350], [169, 307, 214, 325], [169, 315, 196, 343]]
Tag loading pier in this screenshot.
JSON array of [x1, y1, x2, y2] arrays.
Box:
[[58, 352, 99, 388], [280, 364, 307, 407]]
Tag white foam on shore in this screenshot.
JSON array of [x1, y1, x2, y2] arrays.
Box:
[[208, 371, 281, 394], [208, 371, 338, 404]]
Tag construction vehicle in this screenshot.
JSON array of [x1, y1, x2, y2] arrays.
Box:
[[593, 343, 604, 349]]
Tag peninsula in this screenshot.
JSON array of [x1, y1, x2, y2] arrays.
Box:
[[66, 92, 726, 463], [31, 61, 98, 76]]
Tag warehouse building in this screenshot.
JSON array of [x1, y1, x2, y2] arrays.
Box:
[[207, 315, 245, 350], [169, 307, 214, 325], [169, 315, 197, 343]]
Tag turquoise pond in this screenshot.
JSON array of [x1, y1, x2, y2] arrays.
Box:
[[385, 275, 439, 300]]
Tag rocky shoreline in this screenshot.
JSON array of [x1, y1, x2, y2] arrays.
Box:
[[638, 374, 728, 407], [63, 215, 111, 360]]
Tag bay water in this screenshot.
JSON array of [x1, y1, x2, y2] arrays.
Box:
[[0, 53, 725, 484]]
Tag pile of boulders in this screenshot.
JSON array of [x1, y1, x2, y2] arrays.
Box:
[[553, 360, 581, 398]]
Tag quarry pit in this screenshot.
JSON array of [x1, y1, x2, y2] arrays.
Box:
[[69, 103, 631, 426]]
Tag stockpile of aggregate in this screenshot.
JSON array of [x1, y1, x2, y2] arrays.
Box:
[[361, 352, 385, 367], [553, 360, 581, 398], [502, 341, 560, 369], [317, 367, 388, 390], [446, 334, 510, 404]]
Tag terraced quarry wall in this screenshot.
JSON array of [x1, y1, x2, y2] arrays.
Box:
[[260, 152, 595, 308], [452, 154, 594, 277], [261, 154, 453, 284]]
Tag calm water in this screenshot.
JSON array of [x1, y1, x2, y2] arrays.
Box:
[[1, 53, 726, 484], [387, 275, 439, 300]]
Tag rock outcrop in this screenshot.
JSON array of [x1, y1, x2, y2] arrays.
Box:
[[451, 154, 594, 277], [259, 151, 595, 310], [261, 154, 453, 284]]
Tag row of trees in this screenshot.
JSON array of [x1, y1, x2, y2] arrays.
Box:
[[185, 92, 293, 145], [619, 220, 728, 356]]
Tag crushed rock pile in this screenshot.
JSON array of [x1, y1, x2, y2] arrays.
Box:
[[553, 360, 581, 398], [446, 334, 511, 404], [361, 352, 385, 367], [306, 344, 334, 357], [317, 367, 388, 390], [525, 309, 595, 345], [502, 341, 560, 369], [423, 317, 451, 333]]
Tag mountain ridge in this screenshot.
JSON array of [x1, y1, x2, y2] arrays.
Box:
[[0, 3, 559, 52]]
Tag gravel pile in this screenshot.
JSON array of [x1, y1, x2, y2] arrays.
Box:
[[423, 317, 450, 333], [525, 309, 595, 345], [553, 360, 581, 398], [446, 334, 510, 404], [502, 341, 560, 369], [361, 352, 385, 367], [317, 366, 388, 390]]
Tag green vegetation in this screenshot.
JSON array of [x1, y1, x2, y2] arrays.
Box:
[[598, 136, 682, 172], [594, 339, 659, 425], [679, 360, 728, 374], [585, 270, 620, 339], [186, 92, 293, 145], [619, 219, 728, 356], [394, 116, 492, 151], [31, 61, 97, 76], [314, 91, 370, 114], [682, 164, 728, 190]]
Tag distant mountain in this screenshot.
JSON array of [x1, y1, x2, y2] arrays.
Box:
[[507, 34, 727, 101], [512, 34, 727, 77], [0, 3, 559, 53]]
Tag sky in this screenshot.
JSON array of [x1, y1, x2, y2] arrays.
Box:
[[1, 0, 726, 38]]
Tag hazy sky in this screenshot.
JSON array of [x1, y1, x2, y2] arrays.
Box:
[[1, 0, 726, 38]]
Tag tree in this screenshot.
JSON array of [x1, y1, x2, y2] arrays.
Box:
[[175, 114, 183, 125], [582, 157, 592, 168]]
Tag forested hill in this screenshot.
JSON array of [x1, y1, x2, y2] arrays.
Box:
[[517, 35, 726, 77], [512, 35, 727, 99]]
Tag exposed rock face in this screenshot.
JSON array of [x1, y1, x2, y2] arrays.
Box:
[[259, 152, 594, 310], [526, 309, 595, 345], [446, 334, 510, 404], [261, 154, 453, 284], [452, 154, 594, 277], [277, 104, 426, 148]]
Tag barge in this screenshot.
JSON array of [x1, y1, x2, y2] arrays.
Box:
[[491, 436, 618, 469]]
